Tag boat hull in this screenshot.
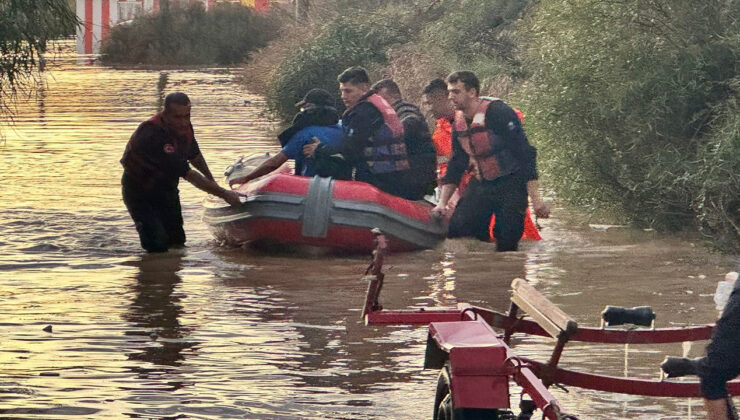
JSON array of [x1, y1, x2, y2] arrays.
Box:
[[203, 174, 446, 253]]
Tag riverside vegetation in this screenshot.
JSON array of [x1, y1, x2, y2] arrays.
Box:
[[243, 0, 738, 253], [101, 1, 281, 66]]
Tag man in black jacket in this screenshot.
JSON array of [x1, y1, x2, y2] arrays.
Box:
[[121, 92, 242, 252], [372, 78, 436, 200], [431, 71, 549, 251], [304, 67, 415, 199]]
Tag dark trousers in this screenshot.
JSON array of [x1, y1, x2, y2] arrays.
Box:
[[122, 174, 185, 253], [448, 175, 527, 251], [359, 169, 434, 201], [700, 288, 740, 400]]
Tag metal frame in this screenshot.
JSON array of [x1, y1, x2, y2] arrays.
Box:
[[359, 232, 739, 419]]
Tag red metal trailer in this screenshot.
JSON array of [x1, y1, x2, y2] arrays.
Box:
[[359, 232, 739, 419]]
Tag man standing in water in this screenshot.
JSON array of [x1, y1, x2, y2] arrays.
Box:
[[431, 71, 549, 251], [121, 92, 242, 252], [421, 78, 456, 180]]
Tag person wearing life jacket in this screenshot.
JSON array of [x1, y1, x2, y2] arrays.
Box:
[[431, 71, 550, 251], [121, 92, 242, 253], [371, 78, 436, 200], [422, 78, 455, 181], [303, 66, 413, 199], [229, 88, 348, 186], [422, 78, 542, 243]]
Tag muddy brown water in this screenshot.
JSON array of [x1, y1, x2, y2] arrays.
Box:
[[0, 45, 736, 419]]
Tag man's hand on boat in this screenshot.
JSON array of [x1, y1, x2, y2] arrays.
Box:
[[184, 169, 245, 207], [220, 189, 246, 206]]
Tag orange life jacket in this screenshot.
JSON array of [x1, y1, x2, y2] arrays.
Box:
[[453, 99, 519, 181], [432, 117, 452, 177]]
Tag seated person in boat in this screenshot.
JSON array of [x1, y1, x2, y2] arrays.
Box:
[[371, 78, 437, 200], [303, 66, 419, 200], [700, 269, 740, 420], [229, 88, 348, 185], [121, 92, 243, 253]]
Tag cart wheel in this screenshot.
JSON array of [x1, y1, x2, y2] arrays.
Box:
[[437, 394, 454, 420], [433, 364, 453, 420], [432, 363, 510, 420]]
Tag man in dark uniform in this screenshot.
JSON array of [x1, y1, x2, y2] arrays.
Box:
[[700, 269, 740, 420], [121, 92, 242, 252], [371, 78, 437, 200], [431, 71, 549, 251], [304, 67, 414, 199]]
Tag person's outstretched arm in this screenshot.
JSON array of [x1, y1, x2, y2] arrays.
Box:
[[185, 169, 243, 206], [228, 153, 288, 186], [190, 153, 215, 181]]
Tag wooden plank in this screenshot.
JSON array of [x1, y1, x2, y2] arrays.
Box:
[[510, 278, 578, 339]]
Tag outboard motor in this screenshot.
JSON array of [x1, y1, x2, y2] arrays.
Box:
[[601, 305, 656, 327]]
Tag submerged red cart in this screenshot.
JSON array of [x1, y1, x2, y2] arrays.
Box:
[[359, 233, 739, 419]]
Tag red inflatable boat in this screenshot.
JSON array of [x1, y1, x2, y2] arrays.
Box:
[[202, 156, 446, 253]]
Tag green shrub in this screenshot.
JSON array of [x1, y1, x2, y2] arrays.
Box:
[[101, 2, 281, 66], [266, 4, 416, 119], [516, 0, 738, 249], [418, 0, 533, 84]]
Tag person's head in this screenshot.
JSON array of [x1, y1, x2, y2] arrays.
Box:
[[295, 88, 335, 110], [162, 92, 191, 131], [422, 78, 454, 120], [337, 66, 370, 108], [371, 78, 402, 105], [446, 71, 480, 111]]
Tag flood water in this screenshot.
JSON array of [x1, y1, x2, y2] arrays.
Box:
[[0, 45, 736, 419]]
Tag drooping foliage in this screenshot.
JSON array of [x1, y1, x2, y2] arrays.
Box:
[[0, 0, 79, 114]]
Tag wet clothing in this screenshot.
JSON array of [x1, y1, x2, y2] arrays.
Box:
[[700, 275, 740, 400], [448, 175, 528, 251], [392, 100, 436, 199], [441, 100, 538, 251], [332, 92, 418, 200], [122, 173, 185, 252], [277, 106, 345, 178], [120, 113, 200, 252]]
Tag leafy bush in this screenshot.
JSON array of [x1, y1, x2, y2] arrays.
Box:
[[101, 2, 281, 66], [265, 4, 416, 119], [516, 0, 738, 249]]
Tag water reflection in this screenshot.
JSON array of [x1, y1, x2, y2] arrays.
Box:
[[124, 253, 195, 371]]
